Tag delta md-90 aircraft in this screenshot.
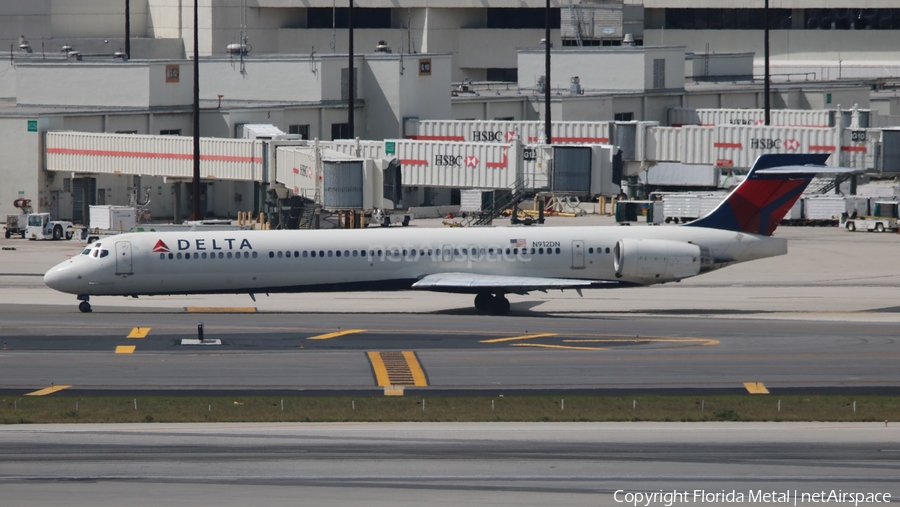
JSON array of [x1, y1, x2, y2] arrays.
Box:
[[44, 154, 846, 315]]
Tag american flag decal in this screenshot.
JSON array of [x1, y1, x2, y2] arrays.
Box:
[[509, 238, 525, 247]]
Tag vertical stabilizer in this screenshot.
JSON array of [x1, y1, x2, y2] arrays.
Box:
[[685, 154, 830, 236]]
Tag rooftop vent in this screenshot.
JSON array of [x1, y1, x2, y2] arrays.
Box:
[[570, 76, 582, 95], [18, 36, 31, 53], [226, 42, 250, 54], [374, 40, 392, 53], [623, 33, 636, 47]]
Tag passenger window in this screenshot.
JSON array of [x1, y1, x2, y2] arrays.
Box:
[[530, 248, 535, 254], [176, 253, 182, 259], [344, 250, 350, 257], [402, 250, 407, 256], [555, 247, 561, 254], [336, 250, 342, 257], [168, 253, 174, 260], [201, 252, 207, 259], [294, 251, 299, 258], [588, 247, 594, 254], [327, 251, 333, 257], [428, 249, 433, 256], [159, 253, 165, 260], [311, 251, 317, 258], [243, 252, 249, 258], [269, 252, 274, 258], [194, 253, 199, 259], [353, 250, 358, 257], [489, 248, 494, 254], [277, 251, 283, 258], [538, 248, 544, 254], [303, 251, 308, 258], [320, 251, 325, 257], [219, 252, 224, 259], [605, 247, 610, 254], [227, 252, 233, 259], [286, 251, 292, 258], [253, 252, 258, 258]]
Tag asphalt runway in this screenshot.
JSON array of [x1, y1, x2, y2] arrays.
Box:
[[2, 223, 900, 393], [0, 422, 897, 507]]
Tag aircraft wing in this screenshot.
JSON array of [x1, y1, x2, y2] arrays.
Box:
[[411, 272, 612, 295]]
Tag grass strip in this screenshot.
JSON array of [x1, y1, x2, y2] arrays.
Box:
[[2, 395, 899, 424]]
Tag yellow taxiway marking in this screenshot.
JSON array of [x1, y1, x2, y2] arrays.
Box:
[[25, 385, 72, 396], [185, 307, 257, 313], [744, 382, 770, 394], [367, 351, 392, 387], [115, 345, 136, 354], [401, 351, 429, 387], [512, 343, 609, 351], [127, 327, 151, 339], [480, 333, 558, 344], [309, 329, 366, 340], [367, 351, 428, 389], [564, 337, 720, 347]]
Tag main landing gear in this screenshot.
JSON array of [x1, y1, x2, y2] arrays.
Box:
[[474, 292, 510, 315], [77, 295, 92, 313]]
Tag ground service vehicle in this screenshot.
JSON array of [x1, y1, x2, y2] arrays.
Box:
[[26, 213, 75, 240], [5, 198, 33, 238], [842, 201, 900, 233]]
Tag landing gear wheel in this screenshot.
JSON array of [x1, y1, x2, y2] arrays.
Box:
[[52, 225, 62, 240], [474, 293, 492, 312], [78, 301, 92, 313], [491, 296, 510, 315]]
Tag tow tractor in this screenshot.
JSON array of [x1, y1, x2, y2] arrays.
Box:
[[841, 201, 900, 233], [25, 213, 75, 240]]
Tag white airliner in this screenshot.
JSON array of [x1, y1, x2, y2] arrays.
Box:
[[44, 154, 847, 315]]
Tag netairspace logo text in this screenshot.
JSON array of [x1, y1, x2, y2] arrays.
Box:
[[613, 490, 891, 506]]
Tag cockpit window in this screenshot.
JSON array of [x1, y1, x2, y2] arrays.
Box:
[[91, 250, 99, 258], [81, 249, 91, 255], [99, 250, 109, 258]]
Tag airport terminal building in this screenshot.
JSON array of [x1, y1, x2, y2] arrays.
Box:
[[0, 1, 897, 222]]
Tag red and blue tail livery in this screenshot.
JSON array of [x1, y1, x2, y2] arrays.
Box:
[[686, 154, 833, 236]]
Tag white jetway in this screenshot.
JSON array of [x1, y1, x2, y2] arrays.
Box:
[[46, 132, 264, 180]]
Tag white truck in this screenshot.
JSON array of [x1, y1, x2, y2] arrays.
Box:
[[841, 201, 900, 233], [370, 209, 412, 227], [25, 213, 75, 240]]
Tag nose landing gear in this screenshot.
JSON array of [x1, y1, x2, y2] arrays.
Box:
[[77, 295, 92, 313], [473, 292, 510, 315]]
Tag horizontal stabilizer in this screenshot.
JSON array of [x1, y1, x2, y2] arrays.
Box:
[[754, 165, 864, 176]]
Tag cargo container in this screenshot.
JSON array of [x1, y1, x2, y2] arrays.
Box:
[[803, 195, 850, 222], [89, 205, 136, 232], [661, 192, 727, 223]]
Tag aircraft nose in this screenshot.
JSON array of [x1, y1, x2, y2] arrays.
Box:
[[43, 267, 61, 290]]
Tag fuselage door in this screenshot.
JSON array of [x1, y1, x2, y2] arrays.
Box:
[[571, 240, 585, 269], [115, 241, 133, 275]]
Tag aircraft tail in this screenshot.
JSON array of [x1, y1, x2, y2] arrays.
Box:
[[685, 154, 831, 236]]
